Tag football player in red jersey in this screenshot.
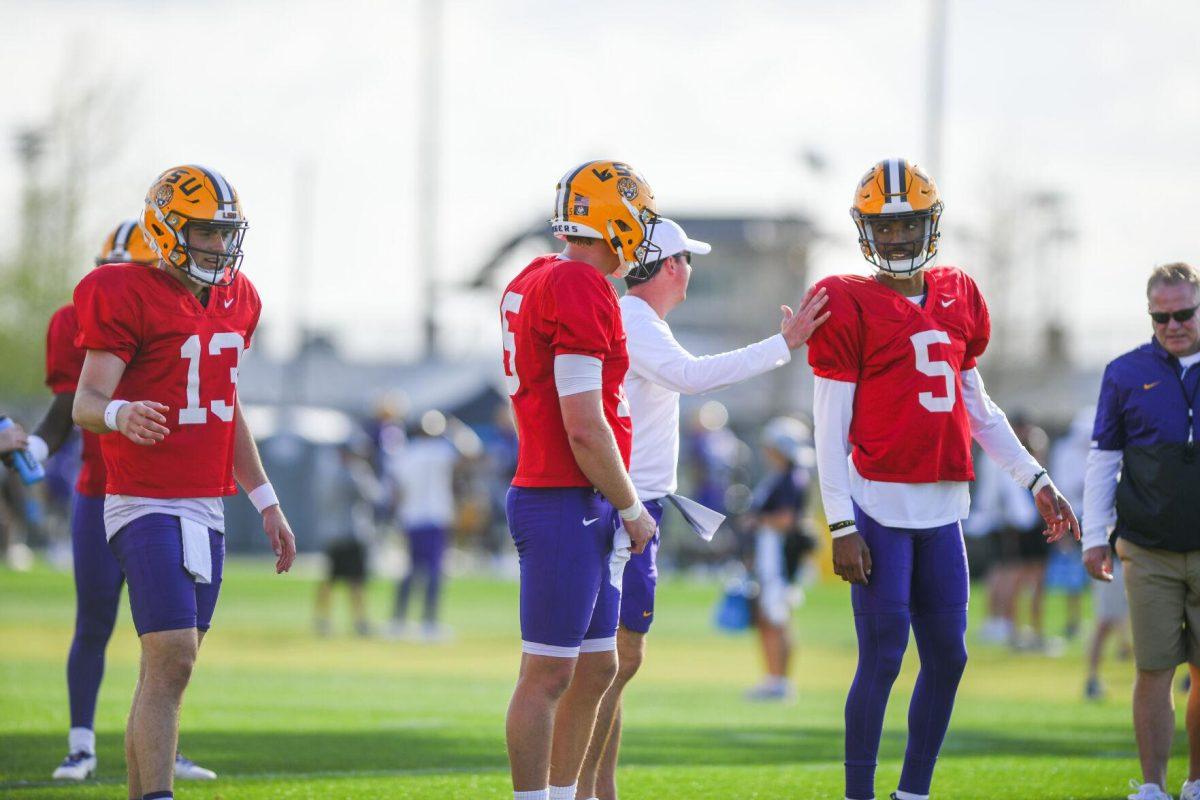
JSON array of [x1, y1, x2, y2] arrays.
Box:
[[807, 159, 1080, 800], [29, 222, 216, 782], [71, 166, 296, 800], [500, 160, 660, 800]]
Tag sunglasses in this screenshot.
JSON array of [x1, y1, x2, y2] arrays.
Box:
[[1150, 305, 1200, 325], [675, 252, 691, 265]]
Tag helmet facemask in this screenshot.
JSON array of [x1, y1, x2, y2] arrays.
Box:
[[613, 203, 662, 280], [173, 218, 248, 287], [853, 206, 942, 276]]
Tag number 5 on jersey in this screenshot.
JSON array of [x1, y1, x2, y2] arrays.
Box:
[[179, 332, 246, 425], [910, 329, 955, 413]]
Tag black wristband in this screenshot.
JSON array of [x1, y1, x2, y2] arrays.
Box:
[[1027, 469, 1047, 491], [829, 520, 856, 533]]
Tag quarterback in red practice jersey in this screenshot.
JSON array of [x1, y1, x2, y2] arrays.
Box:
[[500, 160, 659, 800], [808, 159, 1079, 800], [71, 166, 295, 800], [30, 223, 215, 782]]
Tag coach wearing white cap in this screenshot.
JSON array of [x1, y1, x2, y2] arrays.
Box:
[[575, 218, 830, 800]]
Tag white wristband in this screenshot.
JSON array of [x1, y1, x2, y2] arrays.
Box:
[[248, 482, 280, 513], [618, 499, 643, 521], [26, 434, 49, 464], [1031, 472, 1053, 495], [104, 400, 130, 432]]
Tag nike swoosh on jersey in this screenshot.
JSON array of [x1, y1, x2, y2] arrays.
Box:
[[940, 298, 956, 307], [1144, 381, 1161, 390], [642, 610, 653, 617], [583, 517, 599, 526], [224, 298, 235, 308]]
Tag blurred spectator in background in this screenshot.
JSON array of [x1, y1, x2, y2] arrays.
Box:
[[1046, 411, 1092, 642], [977, 417, 1056, 652], [686, 401, 744, 515], [745, 416, 815, 702], [313, 438, 385, 637], [1050, 407, 1129, 697], [388, 409, 480, 641]]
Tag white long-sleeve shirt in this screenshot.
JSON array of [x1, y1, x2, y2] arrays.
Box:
[[813, 368, 1044, 532], [621, 294, 791, 500], [1081, 448, 1122, 550]]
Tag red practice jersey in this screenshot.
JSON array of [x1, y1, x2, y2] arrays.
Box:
[[807, 266, 990, 483], [45, 304, 107, 496], [501, 254, 632, 488], [73, 264, 262, 498]]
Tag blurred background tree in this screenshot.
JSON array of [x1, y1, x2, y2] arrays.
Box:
[[0, 75, 123, 401]]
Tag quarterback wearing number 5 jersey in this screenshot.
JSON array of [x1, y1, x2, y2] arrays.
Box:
[[72, 165, 295, 800], [809, 159, 1079, 800], [500, 160, 660, 800]]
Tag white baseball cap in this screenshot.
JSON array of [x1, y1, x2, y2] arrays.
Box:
[[646, 218, 711, 262]]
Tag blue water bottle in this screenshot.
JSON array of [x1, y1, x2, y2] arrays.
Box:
[[0, 416, 45, 485]]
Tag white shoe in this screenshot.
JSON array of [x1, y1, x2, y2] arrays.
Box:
[[175, 752, 217, 780], [52, 751, 96, 780], [1180, 779, 1200, 800], [1128, 780, 1172, 800]]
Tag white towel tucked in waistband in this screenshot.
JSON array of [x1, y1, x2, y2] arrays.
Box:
[[609, 526, 632, 590], [180, 518, 212, 584]]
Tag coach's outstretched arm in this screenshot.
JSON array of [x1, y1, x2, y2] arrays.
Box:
[[560, 388, 656, 554], [232, 398, 296, 574], [961, 368, 1080, 542], [73, 350, 170, 444]]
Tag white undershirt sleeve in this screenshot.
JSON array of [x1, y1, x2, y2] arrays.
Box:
[[1082, 448, 1122, 551], [553, 354, 603, 397], [813, 376, 858, 536], [625, 309, 790, 396], [961, 368, 1044, 489]]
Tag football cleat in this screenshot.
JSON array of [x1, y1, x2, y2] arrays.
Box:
[[174, 751, 217, 780], [141, 164, 248, 287], [1128, 780, 1173, 800], [850, 158, 943, 276], [96, 219, 157, 266], [550, 159, 659, 279], [51, 751, 96, 780]]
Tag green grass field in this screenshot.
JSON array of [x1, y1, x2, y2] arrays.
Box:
[[0, 558, 1181, 799]]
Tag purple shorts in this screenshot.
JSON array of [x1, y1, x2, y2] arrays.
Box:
[[616, 499, 666, 634], [109, 514, 225, 636], [506, 486, 618, 657]]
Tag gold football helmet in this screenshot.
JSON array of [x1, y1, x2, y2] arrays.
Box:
[[140, 164, 248, 286], [850, 158, 943, 275], [551, 159, 660, 278], [96, 219, 156, 266]]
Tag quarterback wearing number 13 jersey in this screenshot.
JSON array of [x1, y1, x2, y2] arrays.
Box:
[[73, 262, 261, 498]]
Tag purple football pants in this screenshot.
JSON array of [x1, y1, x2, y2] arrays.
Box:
[[844, 505, 969, 800], [66, 493, 123, 731]]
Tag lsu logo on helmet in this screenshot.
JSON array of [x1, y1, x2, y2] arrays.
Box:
[[140, 164, 249, 287], [850, 158, 943, 275], [96, 219, 156, 266], [551, 160, 660, 279]]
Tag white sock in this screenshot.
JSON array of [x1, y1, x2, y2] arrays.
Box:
[[895, 791, 929, 800], [548, 784, 577, 800], [514, 791, 548, 800], [68, 727, 95, 755]]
